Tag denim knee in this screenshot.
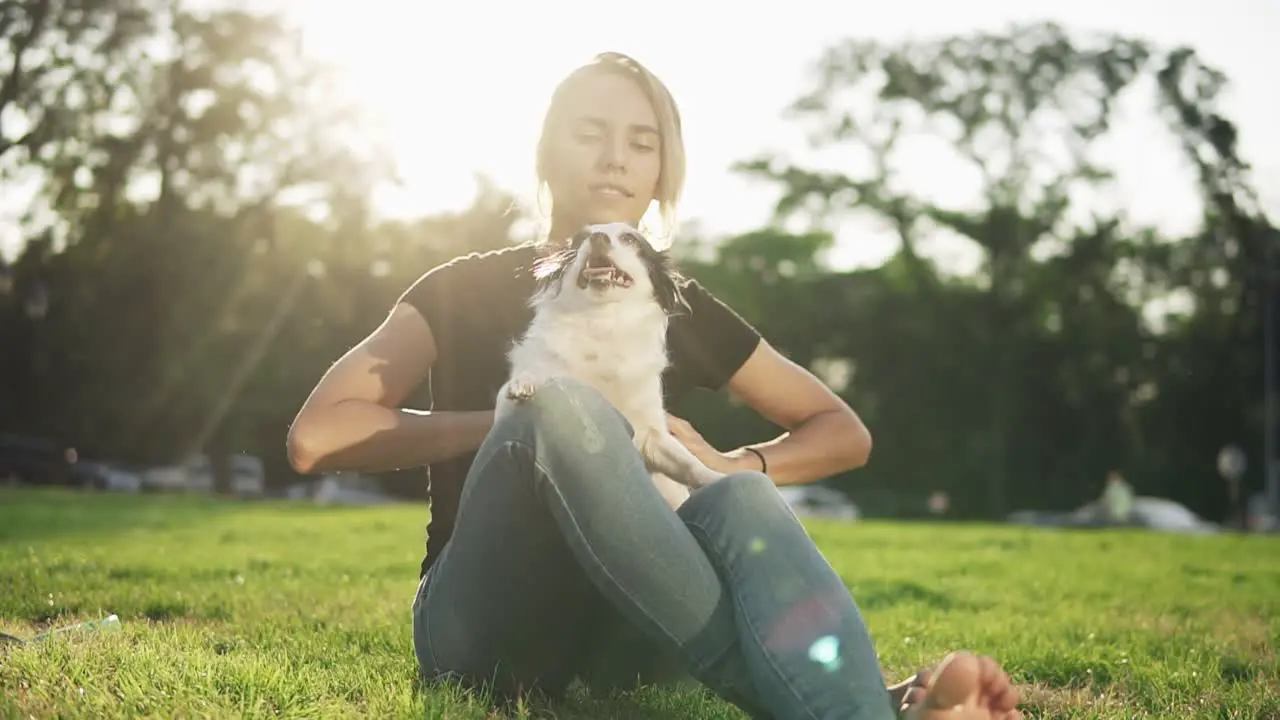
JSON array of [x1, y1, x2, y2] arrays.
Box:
[[483, 376, 643, 508], [496, 376, 634, 445], [695, 471, 780, 509], [681, 471, 797, 537]]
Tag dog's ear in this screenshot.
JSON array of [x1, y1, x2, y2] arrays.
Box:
[[630, 232, 689, 316], [568, 228, 592, 250], [531, 247, 576, 298], [647, 251, 690, 317], [652, 272, 689, 316]]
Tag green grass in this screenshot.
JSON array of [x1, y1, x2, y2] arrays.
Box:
[[0, 488, 1276, 719]]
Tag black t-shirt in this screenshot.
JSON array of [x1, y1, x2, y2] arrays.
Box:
[[397, 242, 762, 578]]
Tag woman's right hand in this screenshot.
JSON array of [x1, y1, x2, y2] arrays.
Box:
[[286, 302, 494, 475]]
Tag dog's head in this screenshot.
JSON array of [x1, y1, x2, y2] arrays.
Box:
[[531, 223, 687, 315]]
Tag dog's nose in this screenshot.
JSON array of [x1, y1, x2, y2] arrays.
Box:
[[588, 232, 610, 253]]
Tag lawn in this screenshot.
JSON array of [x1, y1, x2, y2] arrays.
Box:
[[0, 488, 1276, 719]]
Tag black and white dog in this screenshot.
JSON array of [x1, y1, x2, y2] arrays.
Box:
[[496, 222, 724, 508]]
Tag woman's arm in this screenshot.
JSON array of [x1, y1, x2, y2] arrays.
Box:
[[720, 339, 872, 486], [285, 302, 494, 475]]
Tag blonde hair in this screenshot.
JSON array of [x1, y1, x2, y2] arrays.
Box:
[[534, 52, 686, 243]]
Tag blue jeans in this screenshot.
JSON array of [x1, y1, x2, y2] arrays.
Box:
[[412, 378, 895, 720]]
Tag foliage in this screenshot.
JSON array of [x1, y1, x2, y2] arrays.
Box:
[[0, 11, 1272, 519], [718, 21, 1272, 519]]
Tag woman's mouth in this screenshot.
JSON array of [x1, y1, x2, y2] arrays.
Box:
[[589, 183, 632, 200]]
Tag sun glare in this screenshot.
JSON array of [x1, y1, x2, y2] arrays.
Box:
[[288, 4, 614, 220], [268, 0, 1275, 271], [280, 1, 811, 251]]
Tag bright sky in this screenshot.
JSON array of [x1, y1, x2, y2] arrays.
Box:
[[3, 0, 1277, 271], [283, 0, 1279, 271]]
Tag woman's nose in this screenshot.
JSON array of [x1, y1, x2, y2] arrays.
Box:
[[597, 137, 626, 173]]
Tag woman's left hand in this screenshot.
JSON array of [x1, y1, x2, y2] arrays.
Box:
[[666, 413, 739, 474]]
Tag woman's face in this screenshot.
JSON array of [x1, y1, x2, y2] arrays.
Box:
[[543, 70, 662, 231]]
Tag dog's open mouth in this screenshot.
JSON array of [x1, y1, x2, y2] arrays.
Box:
[[578, 255, 633, 289]]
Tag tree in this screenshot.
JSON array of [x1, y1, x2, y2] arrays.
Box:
[[727, 22, 1267, 518]]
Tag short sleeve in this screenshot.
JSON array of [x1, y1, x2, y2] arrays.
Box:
[[397, 251, 490, 350], [671, 278, 762, 391]]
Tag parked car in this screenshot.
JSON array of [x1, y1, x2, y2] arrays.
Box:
[[68, 461, 144, 493], [312, 473, 396, 506], [141, 453, 265, 496], [777, 484, 860, 522], [1007, 495, 1221, 534], [0, 433, 73, 487]]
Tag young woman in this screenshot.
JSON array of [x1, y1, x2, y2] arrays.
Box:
[[287, 52, 1022, 720]]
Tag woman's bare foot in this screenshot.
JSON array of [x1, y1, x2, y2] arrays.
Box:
[[888, 669, 931, 710], [901, 651, 1021, 719]]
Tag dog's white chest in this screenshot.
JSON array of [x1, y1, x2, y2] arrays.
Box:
[[496, 222, 726, 509]]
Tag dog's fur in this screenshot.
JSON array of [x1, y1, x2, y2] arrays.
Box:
[[495, 222, 724, 508]]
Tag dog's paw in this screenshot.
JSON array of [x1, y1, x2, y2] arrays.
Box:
[[505, 373, 541, 402]]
